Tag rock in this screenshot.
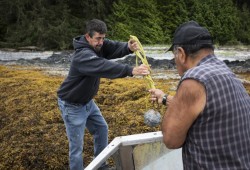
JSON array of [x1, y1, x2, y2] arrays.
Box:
[[224, 59, 250, 72], [1, 50, 249, 73], [144, 109, 161, 127], [116, 55, 176, 69], [45, 51, 72, 64]]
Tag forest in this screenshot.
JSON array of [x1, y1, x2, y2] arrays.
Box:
[[0, 0, 250, 50]]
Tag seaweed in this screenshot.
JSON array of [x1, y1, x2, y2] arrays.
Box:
[[0, 65, 249, 169]]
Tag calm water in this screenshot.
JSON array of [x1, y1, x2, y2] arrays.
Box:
[[146, 49, 250, 61], [0, 51, 54, 61], [0, 48, 250, 62]]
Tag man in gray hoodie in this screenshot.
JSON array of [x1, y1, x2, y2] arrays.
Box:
[[57, 19, 149, 170]]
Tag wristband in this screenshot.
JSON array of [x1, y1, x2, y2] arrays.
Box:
[[162, 94, 168, 105]]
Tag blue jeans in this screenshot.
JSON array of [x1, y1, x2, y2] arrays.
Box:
[[58, 98, 108, 170]]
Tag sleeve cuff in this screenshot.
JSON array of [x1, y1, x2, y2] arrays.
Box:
[[127, 66, 133, 77]]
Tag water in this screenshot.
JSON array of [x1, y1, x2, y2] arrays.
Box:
[[0, 48, 249, 61], [0, 51, 54, 61], [146, 49, 250, 61]]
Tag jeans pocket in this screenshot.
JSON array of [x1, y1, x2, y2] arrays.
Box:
[[65, 104, 85, 126]]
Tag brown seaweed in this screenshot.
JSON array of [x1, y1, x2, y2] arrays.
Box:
[[0, 65, 249, 169]]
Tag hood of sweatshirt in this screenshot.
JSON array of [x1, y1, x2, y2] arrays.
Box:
[[73, 35, 93, 50]]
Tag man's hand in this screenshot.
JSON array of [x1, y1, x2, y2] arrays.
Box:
[[149, 89, 165, 104], [128, 39, 139, 52], [132, 64, 150, 76], [149, 89, 173, 106]]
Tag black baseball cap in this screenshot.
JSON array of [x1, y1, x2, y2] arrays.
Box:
[[167, 21, 213, 51]]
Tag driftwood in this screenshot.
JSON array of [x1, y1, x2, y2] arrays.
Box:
[[17, 46, 43, 51]]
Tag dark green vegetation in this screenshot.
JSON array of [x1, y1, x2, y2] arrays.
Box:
[[0, 0, 250, 50]]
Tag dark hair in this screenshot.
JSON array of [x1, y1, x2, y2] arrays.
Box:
[[85, 19, 107, 37], [173, 34, 214, 58], [174, 44, 214, 57]]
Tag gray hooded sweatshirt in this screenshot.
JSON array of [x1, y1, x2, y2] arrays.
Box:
[[57, 35, 133, 104]]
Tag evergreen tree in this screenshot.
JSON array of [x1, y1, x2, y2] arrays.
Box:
[[105, 0, 131, 40], [107, 0, 164, 44], [237, 4, 250, 44], [233, 0, 250, 8], [185, 0, 239, 45], [209, 0, 239, 44], [0, 0, 250, 49], [156, 0, 189, 43], [0, 0, 9, 42], [1, 0, 75, 49]]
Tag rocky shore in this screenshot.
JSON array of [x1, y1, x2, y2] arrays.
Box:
[[1, 51, 250, 74]]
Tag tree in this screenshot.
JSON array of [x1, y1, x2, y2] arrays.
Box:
[[233, 0, 250, 8], [237, 4, 250, 44], [0, 0, 76, 49], [157, 0, 189, 43], [0, 0, 9, 42], [0, 0, 249, 49], [185, 0, 239, 45], [107, 0, 164, 44]]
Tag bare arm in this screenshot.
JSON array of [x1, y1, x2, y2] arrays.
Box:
[[161, 79, 206, 149]]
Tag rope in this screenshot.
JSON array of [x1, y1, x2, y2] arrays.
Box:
[[129, 35, 156, 89]]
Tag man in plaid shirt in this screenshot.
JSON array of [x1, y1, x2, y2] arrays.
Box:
[[150, 21, 250, 169]]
